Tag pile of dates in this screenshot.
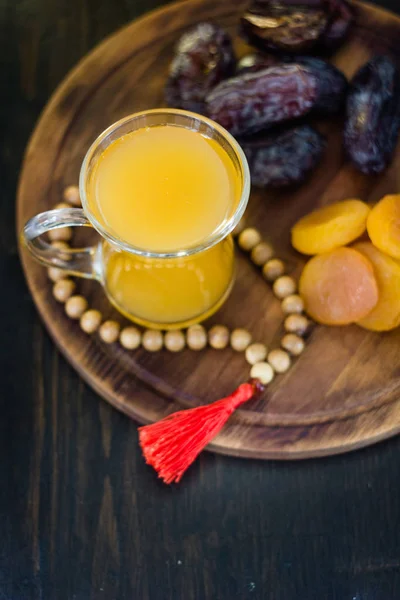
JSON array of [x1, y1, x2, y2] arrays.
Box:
[[164, 1, 400, 187]]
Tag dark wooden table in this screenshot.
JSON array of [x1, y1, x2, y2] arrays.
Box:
[[2, 1, 400, 598]]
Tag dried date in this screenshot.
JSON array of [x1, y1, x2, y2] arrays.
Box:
[[206, 65, 318, 136], [165, 23, 236, 113], [236, 55, 348, 114], [241, 125, 326, 187], [321, 0, 355, 50], [240, 0, 354, 54], [294, 56, 347, 113], [240, 0, 329, 53], [344, 56, 400, 174]]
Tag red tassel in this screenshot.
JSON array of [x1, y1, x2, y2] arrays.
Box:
[[138, 379, 263, 484]]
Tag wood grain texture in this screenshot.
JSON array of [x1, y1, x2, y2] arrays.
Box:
[[17, 0, 400, 459], [3, 1, 400, 599]]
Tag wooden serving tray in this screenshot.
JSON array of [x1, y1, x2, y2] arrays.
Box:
[[17, 0, 400, 459]]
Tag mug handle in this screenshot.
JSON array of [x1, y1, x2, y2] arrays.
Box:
[[21, 208, 101, 280]]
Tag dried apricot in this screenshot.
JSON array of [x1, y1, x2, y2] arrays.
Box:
[[292, 199, 370, 255], [367, 194, 400, 260], [354, 242, 400, 331], [299, 247, 378, 325]]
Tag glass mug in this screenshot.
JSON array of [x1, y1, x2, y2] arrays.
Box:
[[21, 109, 250, 329]]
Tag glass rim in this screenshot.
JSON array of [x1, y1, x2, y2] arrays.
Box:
[[79, 108, 250, 259]]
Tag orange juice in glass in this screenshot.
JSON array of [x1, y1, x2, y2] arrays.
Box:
[[22, 110, 250, 329]]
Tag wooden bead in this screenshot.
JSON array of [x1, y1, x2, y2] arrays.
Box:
[[51, 240, 69, 250], [120, 326, 142, 350], [245, 343, 267, 365], [282, 333, 305, 356], [281, 294, 304, 315], [165, 330, 186, 352], [238, 228, 261, 252], [142, 329, 163, 352], [65, 295, 88, 319], [268, 349, 291, 374], [99, 320, 120, 344], [63, 185, 81, 206], [284, 314, 309, 335], [208, 325, 230, 349], [250, 242, 274, 266], [54, 202, 70, 210], [250, 362, 274, 385], [53, 279, 75, 303], [232, 217, 246, 237], [48, 227, 73, 242], [51, 239, 71, 262], [186, 324, 207, 351], [230, 328, 252, 352], [262, 259, 285, 282], [47, 266, 67, 282], [80, 309, 102, 334], [273, 275, 297, 299]]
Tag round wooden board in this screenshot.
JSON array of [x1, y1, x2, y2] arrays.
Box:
[[17, 0, 400, 459]]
